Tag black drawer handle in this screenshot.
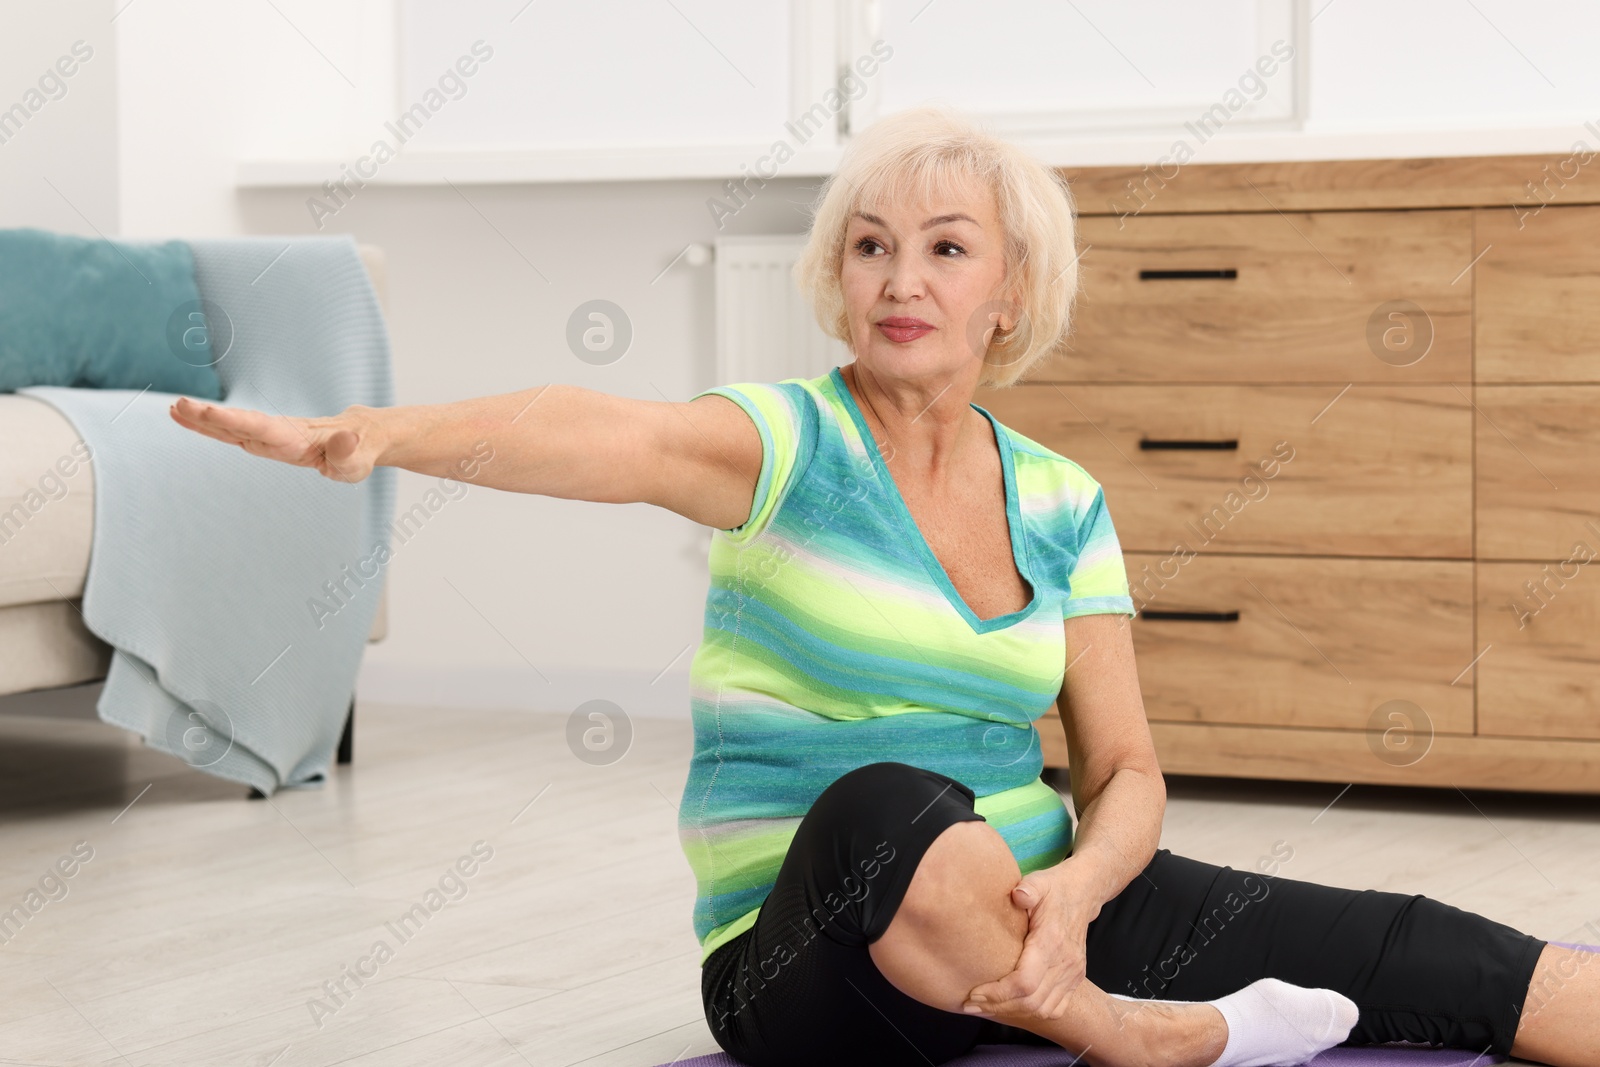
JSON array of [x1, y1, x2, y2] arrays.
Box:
[[1138, 268, 1238, 280], [1139, 609, 1241, 622], [1138, 438, 1239, 451]]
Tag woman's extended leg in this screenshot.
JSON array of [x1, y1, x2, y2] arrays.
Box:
[[1068, 848, 1567, 1063], [870, 823, 1598, 1066], [1509, 942, 1600, 1065]]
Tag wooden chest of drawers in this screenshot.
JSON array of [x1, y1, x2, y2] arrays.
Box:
[[978, 155, 1600, 794]]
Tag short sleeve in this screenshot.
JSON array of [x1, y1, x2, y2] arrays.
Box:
[[691, 380, 815, 545], [1062, 483, 1137, 620]]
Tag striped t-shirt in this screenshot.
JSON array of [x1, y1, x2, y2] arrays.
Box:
[[679, 366, 1136, 965]]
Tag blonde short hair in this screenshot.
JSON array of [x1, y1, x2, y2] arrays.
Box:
[[793, 103, 1080, 389]]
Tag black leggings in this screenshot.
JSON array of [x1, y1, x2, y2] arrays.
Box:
[[701, 762, 1547, 1067]]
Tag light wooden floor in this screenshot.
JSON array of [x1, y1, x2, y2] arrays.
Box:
[[2, 699, 1596, 1066]]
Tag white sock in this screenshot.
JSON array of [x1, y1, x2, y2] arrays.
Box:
[[1112, 977, 1359, 1067]]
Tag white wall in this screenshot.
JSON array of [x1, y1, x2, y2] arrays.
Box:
[[0, 0, 118, 234], [22, 0, 1600, 718]]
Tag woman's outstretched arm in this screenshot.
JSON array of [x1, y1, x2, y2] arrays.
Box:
[[168, 386, 762, 531]]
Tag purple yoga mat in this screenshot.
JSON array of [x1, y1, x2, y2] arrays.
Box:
[[662, 942, 1597, 1067], [659, 1047, 1499, 1067]]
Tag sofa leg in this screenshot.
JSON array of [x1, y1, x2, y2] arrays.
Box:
[[337, 698, 354, 765], [244, 701, 353, 797], [247, 772, 325, 800]]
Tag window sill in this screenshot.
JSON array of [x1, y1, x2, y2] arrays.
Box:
[[235, 142, 850, 187], [234, 123, 1597, 188]]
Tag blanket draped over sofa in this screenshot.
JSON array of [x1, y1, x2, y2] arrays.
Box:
[[19, 236, 396, 795]]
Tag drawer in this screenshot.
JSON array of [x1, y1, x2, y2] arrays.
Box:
[[1477, 562, 1600, 740], [979, 383, 1471, 558], [1039, 209, 1472, 383], [1120, 552, 1475, 735], [1475, 386, 1600, 561], [1476, 204, 1600, 383]]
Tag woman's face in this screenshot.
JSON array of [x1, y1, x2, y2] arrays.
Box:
[[839, 175, 1013, 387]]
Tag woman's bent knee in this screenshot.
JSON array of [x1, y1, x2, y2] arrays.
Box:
[[786, 762, 988, 946], [891, 820, 1022, 928]]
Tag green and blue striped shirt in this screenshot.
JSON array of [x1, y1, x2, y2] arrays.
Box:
[[679, 366, 1136, 964]]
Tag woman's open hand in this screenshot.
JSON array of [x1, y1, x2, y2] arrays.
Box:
[[963, 862, 1103, 1022], [168, 396, 381, 483]]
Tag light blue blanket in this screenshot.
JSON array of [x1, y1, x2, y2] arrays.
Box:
[[21, 236, 395, 794]]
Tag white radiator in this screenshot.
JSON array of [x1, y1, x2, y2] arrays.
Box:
[[714, 234, 851, 386]]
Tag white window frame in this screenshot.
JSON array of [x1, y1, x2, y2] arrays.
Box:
[[236, 0, 1311, 186], [844, 0, 1308, 138]]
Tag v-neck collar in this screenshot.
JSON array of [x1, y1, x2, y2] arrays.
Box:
[[828, 366, 1039, 635]]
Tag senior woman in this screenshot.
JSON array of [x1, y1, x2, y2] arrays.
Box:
[[171, 106, 1595, 1067]]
